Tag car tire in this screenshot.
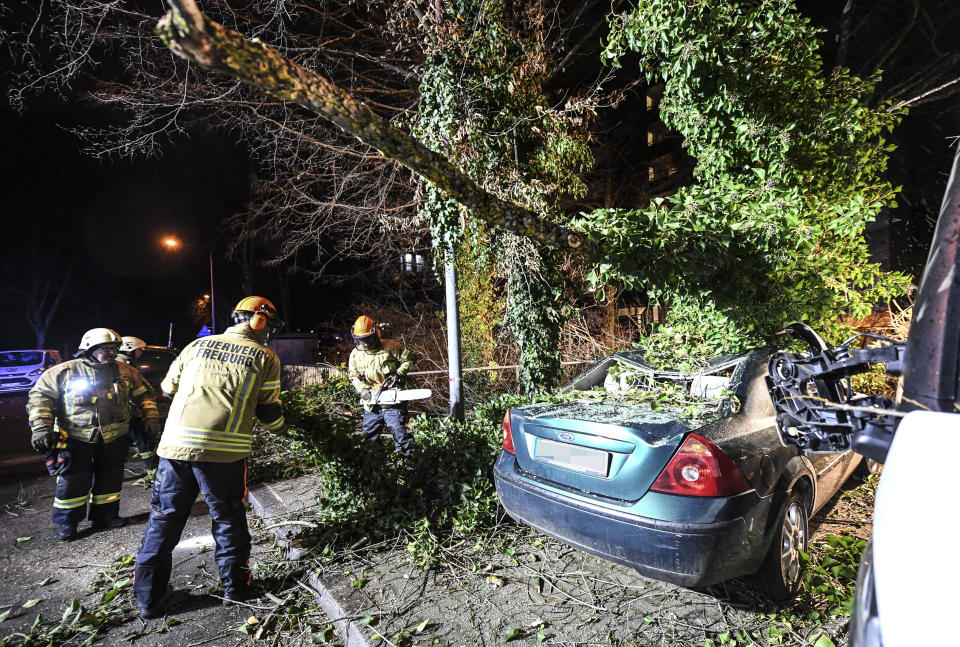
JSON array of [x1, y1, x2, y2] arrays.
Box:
[[759, 492, 808, 601], [854, 456, 882, 478]]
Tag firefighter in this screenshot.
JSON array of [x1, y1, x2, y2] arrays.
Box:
[[134, 297, 286, 619], [348, 315, 416, 455], [26, 328, 160, 541], [117, 336, 159, 470]]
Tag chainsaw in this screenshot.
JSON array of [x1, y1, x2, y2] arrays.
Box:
[[361, 375, 432, 405], [366, 387, 432, 405]]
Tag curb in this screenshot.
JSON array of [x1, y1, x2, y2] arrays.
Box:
[[247, 481, 372, 647]]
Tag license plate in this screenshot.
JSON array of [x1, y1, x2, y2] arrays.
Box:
[[534, 438, 609, 476]]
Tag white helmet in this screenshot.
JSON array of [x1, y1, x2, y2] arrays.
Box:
[[76, 328, 122, 357], [120, 336, 147, 353]]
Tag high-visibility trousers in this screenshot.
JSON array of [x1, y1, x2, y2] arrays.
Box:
[[133, 457, 250, 610], [51, 436, 127, 527]]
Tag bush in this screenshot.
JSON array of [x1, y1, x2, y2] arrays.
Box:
[[251, 381, 537, 565]]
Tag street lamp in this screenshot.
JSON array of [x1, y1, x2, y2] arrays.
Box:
[[162, 236, 218, 334]]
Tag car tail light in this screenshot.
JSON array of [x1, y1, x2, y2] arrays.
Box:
[[651, 433, 751, 497], [502, 408, 516, 454]]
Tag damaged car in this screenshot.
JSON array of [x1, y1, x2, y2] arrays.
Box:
[[493, 349, 866, 599]]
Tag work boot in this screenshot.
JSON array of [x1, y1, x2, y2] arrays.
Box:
[[91, 516, 127, 529], [222, 582, 261, 606], [56, 524, 77, 541], [138, 604, 164, 620]]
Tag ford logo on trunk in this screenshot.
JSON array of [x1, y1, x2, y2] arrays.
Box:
[[558, 432, 574, 441]]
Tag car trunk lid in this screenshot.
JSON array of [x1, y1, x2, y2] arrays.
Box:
[[510, 401, 690, 501]]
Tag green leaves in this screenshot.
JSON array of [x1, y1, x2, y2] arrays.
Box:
[[589, 0, 909, 347], [503, 625, 523, 641]]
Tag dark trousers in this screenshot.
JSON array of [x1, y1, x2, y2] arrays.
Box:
[[52, 436, 127, 527], [128, 418, 158, 469], [134, 458, 251, 610], [361, 404, 413, 454]]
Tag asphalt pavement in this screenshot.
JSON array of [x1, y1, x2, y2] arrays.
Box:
[[0, 393, 45, 481], [0, 468, 268, 646]]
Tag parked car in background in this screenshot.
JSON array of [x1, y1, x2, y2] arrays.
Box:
[[129, 345, 178, 420], [494, 349, 866, 600], [0, 349, 62, 393], [131, 345, 177, 392]]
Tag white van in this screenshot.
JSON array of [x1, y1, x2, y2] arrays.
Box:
[[0, 349, 63, 393]]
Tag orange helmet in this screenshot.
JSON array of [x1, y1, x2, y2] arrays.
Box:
[[232, 297, 283, 335], [351, 315, 380, 349]]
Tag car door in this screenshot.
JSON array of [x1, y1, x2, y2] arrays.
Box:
[[808, 448, 854, 512]]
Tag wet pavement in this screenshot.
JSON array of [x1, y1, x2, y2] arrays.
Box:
[[0, 467, 277, 646], [0, 393, 45, 481]]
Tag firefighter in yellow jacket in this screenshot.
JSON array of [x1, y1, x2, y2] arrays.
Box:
[[134, 297, 286, 619], [348, 315, 416, 455], [27, 328, 160, 541]]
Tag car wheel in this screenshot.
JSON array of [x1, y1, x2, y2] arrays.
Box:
[[854, 456, 882, 478], [759, 492, 808, 601]]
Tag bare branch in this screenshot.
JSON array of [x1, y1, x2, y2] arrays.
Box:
[[157, 0, 583, 251]]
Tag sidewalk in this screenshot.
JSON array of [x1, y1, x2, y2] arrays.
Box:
[[0, 467, 296, 646]]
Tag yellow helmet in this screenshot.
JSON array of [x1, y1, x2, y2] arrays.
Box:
[[76, 328, 122, 357], [231, 296, 283, 334]]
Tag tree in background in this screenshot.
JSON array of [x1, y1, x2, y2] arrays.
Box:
[[3, 0, 957, 383]]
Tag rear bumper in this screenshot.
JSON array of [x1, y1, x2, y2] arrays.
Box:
[[494, 452, 771, 587]]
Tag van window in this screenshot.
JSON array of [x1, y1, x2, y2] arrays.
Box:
[[0, 351, 43, 367]]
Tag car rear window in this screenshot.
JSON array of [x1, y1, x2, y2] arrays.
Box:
[[0, 351, 43, 367]]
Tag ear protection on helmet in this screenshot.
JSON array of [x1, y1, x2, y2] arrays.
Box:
[[250, 312, 268, 330]]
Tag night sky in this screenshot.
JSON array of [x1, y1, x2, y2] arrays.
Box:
[[0, 90, 269, 354]]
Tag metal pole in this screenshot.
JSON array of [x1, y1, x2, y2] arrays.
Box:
[[209, 252, 217, 334], [444, 256, 464, 421], [168, 322, 174, 348]]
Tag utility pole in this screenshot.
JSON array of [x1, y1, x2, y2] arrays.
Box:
[[209, 252, 217, 333], [445, 256, 464, 420]]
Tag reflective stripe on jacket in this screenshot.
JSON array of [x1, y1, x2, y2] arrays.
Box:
[[348, 339, 414, 411], [27, 358, 159, 444], [157, 324, 284, 463]]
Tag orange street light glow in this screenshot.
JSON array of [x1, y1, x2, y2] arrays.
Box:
[[162, 237, 182, 249]]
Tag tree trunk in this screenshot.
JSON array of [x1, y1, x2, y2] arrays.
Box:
[[158, 0, 584, 253]]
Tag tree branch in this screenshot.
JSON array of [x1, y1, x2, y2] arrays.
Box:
[[158, 0, 583, 251]]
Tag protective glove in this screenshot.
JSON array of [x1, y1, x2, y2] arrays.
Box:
[[31, 429, 57, 453], [360, 388, 372, 402], [144, 419, 163, 444]]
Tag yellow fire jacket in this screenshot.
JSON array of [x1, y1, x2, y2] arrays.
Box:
[[348, 339, 414, 410], [157, 324, 285, 463], [27, 358, 159, 444]]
